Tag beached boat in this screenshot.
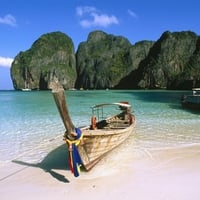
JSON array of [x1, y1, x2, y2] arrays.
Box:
[[181, 88, 200, 111], [51, 83, 136, 176]]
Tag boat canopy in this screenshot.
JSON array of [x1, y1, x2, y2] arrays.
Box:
[[192, 88, 200, 95], [192, 88, 200, 91], [91, 102, 131, 109], [90, 102, 132, 121]]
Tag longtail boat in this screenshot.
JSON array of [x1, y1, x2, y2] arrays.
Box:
[[181, 88, 200, 111], [51, 82, 136, 177]]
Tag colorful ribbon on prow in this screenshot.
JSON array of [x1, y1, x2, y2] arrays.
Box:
[[65, 128, 83, 177]]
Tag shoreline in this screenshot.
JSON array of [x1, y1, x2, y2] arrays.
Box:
[[1, 143, 200, 200]]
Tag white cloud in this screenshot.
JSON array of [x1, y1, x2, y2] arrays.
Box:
[[81, 13, 119, 28], [76, 6, 97, 16], [0, 14, 17, 26], [0, 56, 13, 68], [76, 6, 119, 28], [128, 9, 138, 18]]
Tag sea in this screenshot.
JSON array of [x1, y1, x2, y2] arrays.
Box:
[[0, 90, 200, 166]]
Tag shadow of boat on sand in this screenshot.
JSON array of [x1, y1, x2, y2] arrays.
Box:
[[12, 144, 70, 183]]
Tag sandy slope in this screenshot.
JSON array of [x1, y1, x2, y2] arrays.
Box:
[[1, 143, 200, 200]]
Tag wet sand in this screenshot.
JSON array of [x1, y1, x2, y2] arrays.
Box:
[[1, 142, 200, 200]]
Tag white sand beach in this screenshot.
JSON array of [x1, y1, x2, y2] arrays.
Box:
[[1, 141, 200, 200]]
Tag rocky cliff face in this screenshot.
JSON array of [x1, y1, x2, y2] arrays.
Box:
[[137, 31, 199, 89], [116, 31, 200, 89], [10, 30, 200, 90], [11, 31, 76, 90], [75, 31, 132, 89]]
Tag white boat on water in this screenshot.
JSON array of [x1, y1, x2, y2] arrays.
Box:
[[21, 81, 31, 91], [181, 88, 200, 110], [21, 68, 32, 91], [21, 88, 31, 91]]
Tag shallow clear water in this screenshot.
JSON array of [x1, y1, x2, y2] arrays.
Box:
[[0, 90, 199, 164]]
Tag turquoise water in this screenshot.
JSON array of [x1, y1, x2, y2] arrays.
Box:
[[0, 90, 199, 164]]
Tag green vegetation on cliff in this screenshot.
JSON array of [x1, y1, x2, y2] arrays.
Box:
[[11, 30, 200, 90], [11, 31, 76, 90]]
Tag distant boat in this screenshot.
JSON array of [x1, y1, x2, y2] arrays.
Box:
[[181, 88, 200, 111], [68, 88, 77, 91], [51, 83, 136, 176], [21, 81, 31, 91], [21, 88, 31, 91], [21, 67, 31, 91]]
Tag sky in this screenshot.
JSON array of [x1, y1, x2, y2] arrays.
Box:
[[0, 0, 200, 90]]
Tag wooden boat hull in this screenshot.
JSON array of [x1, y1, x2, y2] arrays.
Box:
[[51, 83, 136, 174], [77, 117, 135, 171]]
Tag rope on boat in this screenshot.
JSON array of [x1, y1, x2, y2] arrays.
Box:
[[65, 128, 83, 177]]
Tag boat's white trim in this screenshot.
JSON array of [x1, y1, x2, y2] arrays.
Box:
[[91, 102, 131, 108]]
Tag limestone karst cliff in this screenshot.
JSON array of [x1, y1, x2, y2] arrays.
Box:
[[11, 31, 76, 90], [11, 30, 200, 90]]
